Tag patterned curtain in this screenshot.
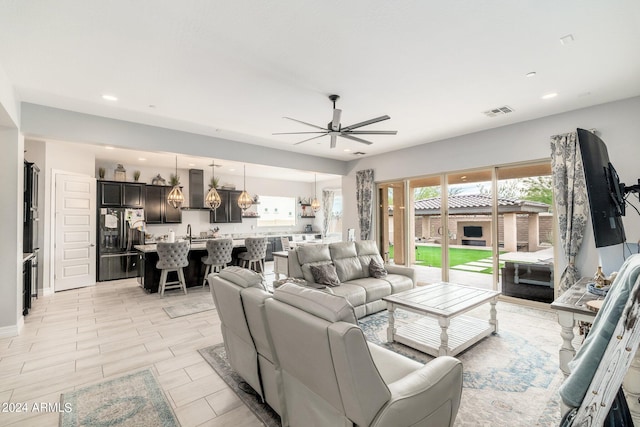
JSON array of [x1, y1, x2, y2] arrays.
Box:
[[550, 132, 589, 294], [322, 189, 335, 237], [356, 169, 374, 240]]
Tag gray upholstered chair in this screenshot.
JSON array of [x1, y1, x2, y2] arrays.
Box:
[[207, 267, 283, 416], [201, 238, 233, 286], [238, 237, 268, 273], [265, 283, 463, 427], [155, 241, 189, 297]]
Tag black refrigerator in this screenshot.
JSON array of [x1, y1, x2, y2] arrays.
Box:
[[97, 207, 143, 281]]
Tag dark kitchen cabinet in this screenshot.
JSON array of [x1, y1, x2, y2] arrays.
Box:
[[99, 181, 145, 208], [145, 185, 182, 224], [210, 190, 243, 223]]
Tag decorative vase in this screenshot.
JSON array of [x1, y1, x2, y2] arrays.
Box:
[[594, 266, 606, 288]]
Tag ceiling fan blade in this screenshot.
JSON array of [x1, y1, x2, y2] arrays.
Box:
[[340, 133, 374, 145], [341, 115, 390, 131], [293, 134, 327, 145], [331, 109, 342, 131], [283, 117, 327, 131], [330, 134, 337, 148], [273, 131, 327, 135], [345, 130, 397, 135]]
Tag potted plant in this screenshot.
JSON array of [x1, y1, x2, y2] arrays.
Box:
[[209, 176, 219, 189], [169, 173, 180, 186], [133, 170, 141, 182]]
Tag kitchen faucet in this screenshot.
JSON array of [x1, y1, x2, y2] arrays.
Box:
[[187, 224, 192, 245]]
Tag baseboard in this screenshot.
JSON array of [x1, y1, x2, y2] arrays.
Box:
[[42, 287, 54, 296], [0, 316, 23, 338]]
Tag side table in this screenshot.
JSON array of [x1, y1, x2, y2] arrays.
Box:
[[551, 277, 640, 423]]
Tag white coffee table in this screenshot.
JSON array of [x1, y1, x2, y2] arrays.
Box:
[[383, 283, 500, 357]]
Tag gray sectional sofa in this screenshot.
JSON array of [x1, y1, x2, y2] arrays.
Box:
[[287, 240, 415, 318], [208, 267, 463, 427]]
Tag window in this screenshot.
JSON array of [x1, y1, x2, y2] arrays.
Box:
[[328, 192, 343, 234], [256, 196, 296, 227]]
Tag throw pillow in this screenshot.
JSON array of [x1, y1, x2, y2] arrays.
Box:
[[369, 259, 388, 278], [310, 263, 341, 287]]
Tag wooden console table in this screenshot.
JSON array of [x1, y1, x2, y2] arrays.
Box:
[[551, 277, 640, 424]]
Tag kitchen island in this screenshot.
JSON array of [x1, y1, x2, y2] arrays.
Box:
[[135, 240, 246, 293]]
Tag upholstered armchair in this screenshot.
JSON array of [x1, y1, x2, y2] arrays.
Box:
[[265, 283, 463, 427]]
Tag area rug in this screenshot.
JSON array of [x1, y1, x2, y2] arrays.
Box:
[[163, 300, 216, 318], [199, 302, 564, 427], [59, 369, 180, 427], [198, 345, 280, 427]]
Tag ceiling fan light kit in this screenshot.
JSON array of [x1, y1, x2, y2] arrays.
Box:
[[274, 94, 397, 149]]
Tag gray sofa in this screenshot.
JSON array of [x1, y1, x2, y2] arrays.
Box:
[[287, 240, 415, 318], [209, 268, 463, 427], [266, 283, 463, 427]]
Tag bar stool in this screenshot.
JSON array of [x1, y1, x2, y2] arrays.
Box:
[[201, 238, 234, 286], [156, 241, 189, 297], [238, 237, 268, 273]]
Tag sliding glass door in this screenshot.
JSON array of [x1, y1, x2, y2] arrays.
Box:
[[380, 161, 555, 301], [446, 169, 495, 290], [409, 176, 443, 284], [496, 163, 554, 300], [378, 181, 406, 265]]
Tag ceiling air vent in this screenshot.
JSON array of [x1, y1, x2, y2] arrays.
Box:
[[353, 152, 366, 156], [482, 105, 514, 118]]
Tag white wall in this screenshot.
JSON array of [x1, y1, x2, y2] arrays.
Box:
[[344, 96, 640, 279], [22, 103, 347, 176], [0, 63, 22, 336], [26, 140, 96, 295]]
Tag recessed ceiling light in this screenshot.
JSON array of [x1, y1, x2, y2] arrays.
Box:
[[102, 94, 118, 101], [525, 72, 537, 78], [229, 168, 236, 172], [188, 163, 195, 167], [343, 148, 351, 152], [541, 93, 558, 100], [105, 146, 115, 150], [138, 157, 146, 161]]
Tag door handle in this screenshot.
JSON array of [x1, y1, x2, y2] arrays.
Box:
[[89, 244, 96, 247]]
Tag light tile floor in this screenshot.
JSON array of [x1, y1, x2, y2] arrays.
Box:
[[0, 263, 277, 427]]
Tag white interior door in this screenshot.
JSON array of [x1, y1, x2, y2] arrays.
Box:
[[54, 174, 96, 291]]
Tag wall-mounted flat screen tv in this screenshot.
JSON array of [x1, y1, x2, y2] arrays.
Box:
[[463, 225, 483, 238], [577, 128, 626, 248]]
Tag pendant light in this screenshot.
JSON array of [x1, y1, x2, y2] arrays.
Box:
[[167, 155, 184, 209], [205, 160, 222, 210], [237, 165, 253, 211], [311, 174, 321, 212]]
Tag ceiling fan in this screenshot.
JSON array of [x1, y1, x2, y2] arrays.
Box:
[[273, 94, 397, 148]]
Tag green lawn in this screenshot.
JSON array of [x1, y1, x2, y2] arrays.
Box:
[[389, 245, 504, 274]]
